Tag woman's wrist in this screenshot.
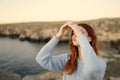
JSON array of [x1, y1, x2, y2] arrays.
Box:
[[55, 33, 62, 40], [75, 31, 82, 37]]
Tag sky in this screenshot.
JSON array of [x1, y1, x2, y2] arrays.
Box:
[[0, 0, 120, 24]]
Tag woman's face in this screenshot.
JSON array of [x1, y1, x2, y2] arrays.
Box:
[[72, 26, 92, 46]]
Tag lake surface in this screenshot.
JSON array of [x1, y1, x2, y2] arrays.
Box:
[[0, 37, 69, 77]]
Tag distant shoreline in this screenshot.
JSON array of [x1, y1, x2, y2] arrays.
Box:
[[0, 18, 120, 42]]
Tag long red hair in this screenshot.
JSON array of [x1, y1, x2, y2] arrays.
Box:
[[62, 23, 99, 75]]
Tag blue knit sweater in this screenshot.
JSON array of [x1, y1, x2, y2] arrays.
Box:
[[36, 34, 106, 80]]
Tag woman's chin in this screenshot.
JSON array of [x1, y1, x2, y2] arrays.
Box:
[[72, 41, 79, 46], [73, 43, 78, 46]]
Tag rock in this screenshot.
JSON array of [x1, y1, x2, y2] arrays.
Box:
[[3, 28, 10, 36], [0, 69, 22, 80], [104, 58, 116, 63], [12, 27, 21, 35], [110, 77, 120, 80], [113, 54, 120, 58], [22, 72, 62, 80], [19, 34, 26, 41], [110, 40, 120, 53], [39, 27, 58, 39], [30, 32, 40, 41], [24, 28, 33, 38]]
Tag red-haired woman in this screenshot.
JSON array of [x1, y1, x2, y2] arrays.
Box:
[[36, 22, 106, 80]]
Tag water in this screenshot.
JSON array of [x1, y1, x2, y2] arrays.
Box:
[[0, 37, 69, 77]]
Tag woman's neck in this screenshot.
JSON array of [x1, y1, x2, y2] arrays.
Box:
[[78, 46, 82, 60]]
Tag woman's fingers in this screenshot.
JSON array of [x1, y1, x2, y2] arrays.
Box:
[[56, 22, 82, 39], [67, 23, 77, 31], [56, 22, 72, 39], [67, 22, 82, 36]]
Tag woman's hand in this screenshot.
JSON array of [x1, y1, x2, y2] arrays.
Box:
[[56, 22, 72, 39], [68, 22, 82, 37]]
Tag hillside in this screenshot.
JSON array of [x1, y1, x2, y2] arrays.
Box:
[[0, 18, 120, 42]]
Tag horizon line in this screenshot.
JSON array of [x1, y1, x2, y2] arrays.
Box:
[[0, 17, 120, 25]]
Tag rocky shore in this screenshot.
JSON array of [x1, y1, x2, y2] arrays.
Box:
[[0, 18, 120, 42], [0, 22, 61, 42], [0, 18, 120, 52], [0, 69, 21, 80]]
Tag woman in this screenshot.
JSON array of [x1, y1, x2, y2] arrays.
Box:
[[36, 22, 106, 80]]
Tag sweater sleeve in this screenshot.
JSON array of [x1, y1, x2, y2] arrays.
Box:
[[77, 34, 106, 80], [36, 36, 68, 71]]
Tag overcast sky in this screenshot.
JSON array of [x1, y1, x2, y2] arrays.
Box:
[[0, 0, 120, 24]]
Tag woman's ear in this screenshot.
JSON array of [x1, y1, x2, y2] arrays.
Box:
[[88, 36, 92, 42]]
